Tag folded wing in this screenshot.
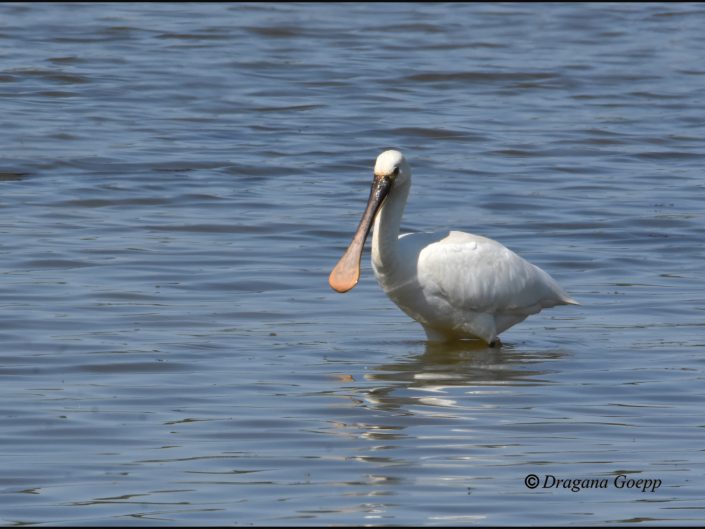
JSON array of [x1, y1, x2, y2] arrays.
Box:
[[416, 231, 576, 316]]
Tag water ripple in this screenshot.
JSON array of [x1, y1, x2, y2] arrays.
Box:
[[0, 2, 703, 526]]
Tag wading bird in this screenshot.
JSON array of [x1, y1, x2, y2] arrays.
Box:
[[329, 150, 578, 346]]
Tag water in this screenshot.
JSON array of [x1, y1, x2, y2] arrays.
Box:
[[1, 2, 704, 525]]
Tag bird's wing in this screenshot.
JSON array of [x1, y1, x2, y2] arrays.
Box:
[[416, 231, 571, 314]]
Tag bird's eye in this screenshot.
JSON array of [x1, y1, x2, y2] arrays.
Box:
[[392, 166, 400, 177]]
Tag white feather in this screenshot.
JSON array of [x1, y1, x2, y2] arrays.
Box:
[[368, 150, 577, 344]]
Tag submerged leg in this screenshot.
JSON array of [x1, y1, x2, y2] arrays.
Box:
[[423, 324, 499, 347], [422, 325, 451, 343]]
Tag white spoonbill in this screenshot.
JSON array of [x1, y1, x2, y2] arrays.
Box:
[[329, 150, 578, 346]]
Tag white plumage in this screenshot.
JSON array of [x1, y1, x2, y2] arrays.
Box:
[[329, 150, 578, 345]]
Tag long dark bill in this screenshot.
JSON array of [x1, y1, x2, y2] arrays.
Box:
[[328, 174, 392, 293]]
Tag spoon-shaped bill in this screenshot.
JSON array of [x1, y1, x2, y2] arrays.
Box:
[[329, 174, 392, 293]]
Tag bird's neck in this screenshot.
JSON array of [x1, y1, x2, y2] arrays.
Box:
[[371, 179, 410, 272]]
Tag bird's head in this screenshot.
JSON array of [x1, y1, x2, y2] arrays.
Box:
[[374, 149, 411, 186], [328, 149, 410, 293]]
